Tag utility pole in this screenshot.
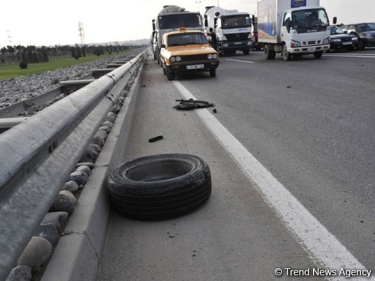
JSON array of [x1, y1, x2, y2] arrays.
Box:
[[78, 22, 85, 46]]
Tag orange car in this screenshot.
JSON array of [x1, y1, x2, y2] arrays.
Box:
[[160, 28, 220, 80]]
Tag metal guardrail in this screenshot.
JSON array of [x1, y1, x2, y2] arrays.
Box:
[[0, 50, 147, 281]]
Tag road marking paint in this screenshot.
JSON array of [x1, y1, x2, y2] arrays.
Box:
[[225, 58, 255, 64], [325, 54, 375, 59], [173, 80, 374, 281]]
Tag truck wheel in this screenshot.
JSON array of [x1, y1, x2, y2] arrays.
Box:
[[264, 44, 275, 60], [107, 154, 212, 221], [282, 45, 291, 61], [209, 68, 216, 77], [243, 49, 250, 55], [166, 68, 175, 80], [314, 51, 323, 59]]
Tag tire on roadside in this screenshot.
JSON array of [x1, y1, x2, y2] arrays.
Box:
[[107, 153, 212, 221]]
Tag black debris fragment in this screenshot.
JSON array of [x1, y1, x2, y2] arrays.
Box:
[[174, 99, 215, 110], [213, 109, 217, 113], [149, 135, 163, 143]]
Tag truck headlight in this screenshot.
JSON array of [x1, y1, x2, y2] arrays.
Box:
[[170, 56, 176, 62], [323, 38, 329, 44], [290, 40, 301, 47]]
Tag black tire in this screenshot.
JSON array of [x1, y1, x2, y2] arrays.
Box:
[[166, 68, 175, 81], [357, 40, 365, 50], [314, 51, 323, 59], [209, 68, 216, 77], [108, 154, 212, 221], [264, 44, 275, 60], [282, 44, 291, 61], [243, 49, 250, 55]]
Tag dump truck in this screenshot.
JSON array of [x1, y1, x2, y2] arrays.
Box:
[[204, 6, 252, 55], [151, 5, 204, 65], [257, 0, 335, 60]]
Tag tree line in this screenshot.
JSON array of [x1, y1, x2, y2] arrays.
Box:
[[0, 44, 136, 64]]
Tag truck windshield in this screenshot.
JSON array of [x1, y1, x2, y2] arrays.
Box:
[[291, 8, 328, 33], [221, 15, 251, 29], [167, 33, 208, 46], [158, 14, 202, 29]]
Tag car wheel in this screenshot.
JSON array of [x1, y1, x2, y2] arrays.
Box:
[[314, 51, 323, 59], [166, 68, 175, 81], [107, 154, 212, 221], [357, 40, 365, 50], [282, 44, 291, 61], [243, 49, 250, 55], [209, 68, 216, 77]]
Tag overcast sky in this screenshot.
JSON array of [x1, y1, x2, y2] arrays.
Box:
[[0, 0, 374, 47]]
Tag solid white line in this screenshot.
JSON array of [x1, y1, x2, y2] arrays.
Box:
[[225, 58, 255, 64], [172, 80, 374, 281], [325, 54, 375, 59]]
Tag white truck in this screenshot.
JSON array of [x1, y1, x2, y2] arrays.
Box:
[[257, 0, 336, 60], [151, 5, 204, 64], [204, 6, 252, 55]]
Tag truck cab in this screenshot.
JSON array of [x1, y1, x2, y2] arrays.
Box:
[[204, 6, 252, 56], [280, 7, 330, 59]]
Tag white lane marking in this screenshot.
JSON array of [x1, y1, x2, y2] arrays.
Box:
[[325, 54, 375, 59], [225, 58, 255, 64], [172, 80, 374, 281]]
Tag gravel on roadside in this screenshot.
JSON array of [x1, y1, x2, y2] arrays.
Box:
[[0, 52, 138, 109]]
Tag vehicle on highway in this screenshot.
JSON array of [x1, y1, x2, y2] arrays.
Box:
[[340, 23, 375, 50], [159, 28, 220, 80], [329, 25, 356, 51], [257, 0, 333, 61], [151, 5, 204, 65], [204, 6, 252, 56]]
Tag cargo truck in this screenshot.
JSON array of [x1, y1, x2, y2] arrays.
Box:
[[204, 6, 252, 55], [151, 5, 204, 65], [257, 0, 336, 60]]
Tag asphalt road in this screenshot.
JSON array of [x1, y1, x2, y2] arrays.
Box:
[[97, 49, 375, 281]]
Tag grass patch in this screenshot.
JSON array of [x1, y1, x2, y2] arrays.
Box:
[[0, 52, 128, 80]]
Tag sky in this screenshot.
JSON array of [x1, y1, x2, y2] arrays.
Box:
[[0, 0, 374, 47]]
